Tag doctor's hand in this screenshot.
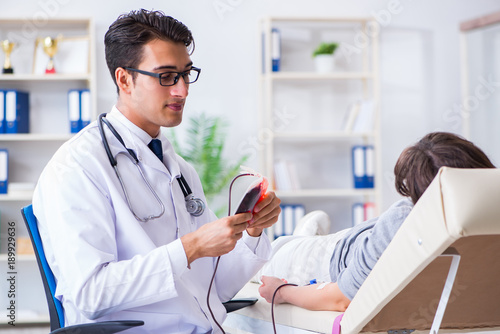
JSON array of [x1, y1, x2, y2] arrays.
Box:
[[181, 212, 252, 266], [246, 191, 281, 237]]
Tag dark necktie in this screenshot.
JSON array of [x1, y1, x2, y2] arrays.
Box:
[[148, 139, 163, 162]]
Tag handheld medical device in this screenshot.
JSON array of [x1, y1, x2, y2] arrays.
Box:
[[234, 175, 269, 214], [97, 113, 205, 222]]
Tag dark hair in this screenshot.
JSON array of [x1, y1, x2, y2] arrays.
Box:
[[104, 9, 194, 93], [394, 132, 495, 204]]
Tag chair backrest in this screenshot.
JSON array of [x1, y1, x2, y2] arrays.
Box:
[[21, 204, 65, 331]]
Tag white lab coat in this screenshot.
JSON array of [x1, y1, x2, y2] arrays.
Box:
[[32, 106, 271, 333]]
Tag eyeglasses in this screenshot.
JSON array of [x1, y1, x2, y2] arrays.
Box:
[[125, 66, 201, 86]]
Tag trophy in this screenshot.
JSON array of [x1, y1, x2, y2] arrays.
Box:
[[1, 40, 15, 74], [39, 35, 63, 74]]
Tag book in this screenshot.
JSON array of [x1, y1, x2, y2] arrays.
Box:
[[342, 101, 361, 132], [274, 160, 301, 191], [351, 99, 375, 133]]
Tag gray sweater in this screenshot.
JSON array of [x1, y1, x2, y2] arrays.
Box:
[[329, 198, 414, 300]]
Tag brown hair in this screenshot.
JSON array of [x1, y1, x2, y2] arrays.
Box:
[[394, 132, 495, 204], [104, 9, 194, 93]]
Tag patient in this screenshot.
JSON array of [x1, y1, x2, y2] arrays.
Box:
[[258, 132, 495, 312]]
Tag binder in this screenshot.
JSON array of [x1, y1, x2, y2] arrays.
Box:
[[352, 202, 364, 226], [68, 89, 92, 133], [68, 89, 80, 133], [352, 145, 366, 188], [283, 205, 295, 236], [5, 90, 30, 134], [80, 89, 91, 129], [352, 145, 375, 189], [364, 202, 376, 221], [0, 90, 5, 133], [271, 28, 281, 72], [365, 145, 375, 188], [274, 209, 283, 239], [276, 204, 306, 237], [0, 149, 8, 194]]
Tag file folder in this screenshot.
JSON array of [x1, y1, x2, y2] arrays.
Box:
[[352, 145, 366, 188], [0, 149, 8, 194], [0, 90, 5, 133], [80, 89, 91, 129], [5, 90, 30, 134], [352, 202, 364, 226], [352, 145, 375, 189], [365, 145, 375, 188], [68, 89, 80, 133], [271, 28, 281, 72]]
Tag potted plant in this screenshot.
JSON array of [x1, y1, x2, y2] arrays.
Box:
[[312, 42, 339, 73], [169, 112, 248, 217]]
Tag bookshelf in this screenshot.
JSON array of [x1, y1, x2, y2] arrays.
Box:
[[258, 17, 382, 238], [0, 17, 96, 324]]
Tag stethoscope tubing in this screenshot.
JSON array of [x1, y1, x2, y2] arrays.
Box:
[[97, 113, 204, 221]]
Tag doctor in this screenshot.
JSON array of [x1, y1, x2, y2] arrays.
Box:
[[32, 9, 281, 333]]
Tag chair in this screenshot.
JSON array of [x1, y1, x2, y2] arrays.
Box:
[[21, 204, 256, 333], [21, 204, 144, 333]]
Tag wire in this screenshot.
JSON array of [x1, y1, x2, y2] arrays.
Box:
[[205, 172, 256, 333], [271, 283, 298, 334]]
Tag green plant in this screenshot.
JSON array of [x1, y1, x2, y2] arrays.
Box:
[[312, 42, 339, 57], [169, 113, 248, 216]]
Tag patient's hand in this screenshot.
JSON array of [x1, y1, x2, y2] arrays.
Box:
[[258, 275, 289, 304]]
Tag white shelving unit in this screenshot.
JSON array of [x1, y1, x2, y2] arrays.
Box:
[[0, 17, 96, 325], [460, 11, 500, 165], [258, 17, 381, 236]]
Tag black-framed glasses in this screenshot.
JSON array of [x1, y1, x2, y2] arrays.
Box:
[[125, 66, 201, 86]]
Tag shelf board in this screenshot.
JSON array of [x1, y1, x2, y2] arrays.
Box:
[[274, 132, 375, 140], [0, 133, 73, 141], [0, 73, 91, 81], [0, 254, 36, 261], [276, 188, 376, 198], [265, 71, 374, 80], [0, 191, 33, 201], [263, 16, 373, 23]]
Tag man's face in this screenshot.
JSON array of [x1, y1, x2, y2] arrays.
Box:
[[126, 39, 192, 136]]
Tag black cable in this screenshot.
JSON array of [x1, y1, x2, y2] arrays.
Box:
[[271, 283, 298, 334], [205, 173, 255, 333]]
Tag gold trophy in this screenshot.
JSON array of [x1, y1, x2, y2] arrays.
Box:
[[1, 40, 15, 74], [39, 35, 63, 74]]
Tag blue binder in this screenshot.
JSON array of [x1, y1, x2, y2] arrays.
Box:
[[352, 145, 366, 188], [0, 149, 8, 194], [0, 90, 5, 133], [68, 89, 81, 133], [364, 145, 375, 188], [80, 89, 91, 129], [271, 28, 281, 72], [5, 90, 30, 134], [352, 145, 375, 189]]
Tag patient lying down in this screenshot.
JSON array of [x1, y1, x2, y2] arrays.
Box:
[[258, 132, 494, 312]]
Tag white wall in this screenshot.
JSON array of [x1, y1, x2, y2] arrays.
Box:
[[2, 0, 500, 210]]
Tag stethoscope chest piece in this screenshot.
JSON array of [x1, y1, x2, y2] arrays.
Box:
[[185, 194, 205, 217]]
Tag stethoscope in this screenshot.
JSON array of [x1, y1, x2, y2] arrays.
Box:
[[97, 113, 205, 222]]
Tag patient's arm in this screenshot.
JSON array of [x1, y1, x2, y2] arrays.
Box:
[[259, 276, 350, 312]]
